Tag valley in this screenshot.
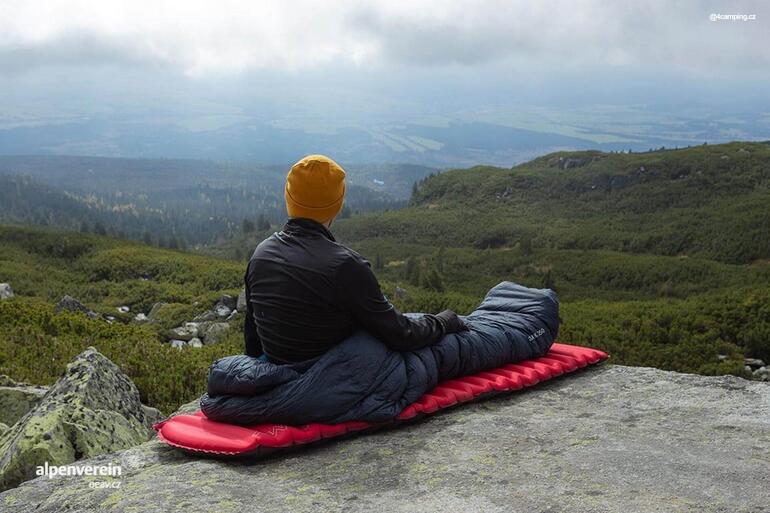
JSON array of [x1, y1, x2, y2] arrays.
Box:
[[1, 141, 769, 414]]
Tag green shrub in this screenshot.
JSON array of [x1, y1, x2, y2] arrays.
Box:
[[0, 297, 244, 414]]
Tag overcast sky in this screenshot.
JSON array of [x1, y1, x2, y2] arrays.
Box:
[[1, 0, 768, 75], [0, 0, 768, 134]]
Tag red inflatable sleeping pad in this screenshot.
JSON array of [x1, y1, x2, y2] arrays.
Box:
[[154, 342, 608, 457]]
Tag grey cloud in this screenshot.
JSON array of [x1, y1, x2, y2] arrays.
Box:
[[347, 0, 770, 73], [0, 0, 768, 77], [0, 32, 158, 75], [347, 6, 534, 66]]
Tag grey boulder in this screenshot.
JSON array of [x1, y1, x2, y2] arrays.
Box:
[[54, 295, 99, 319], [1, 365, 768, 512], [0, 348, 157, 492], [0, 376, 48, 426], [147, 302, 167, 320], [193, 310, 217, 322], [236, 289, 247, 311], [218, 294, 237, 310], [0, 283, 13, 300], [214, 304, 232, 317], [167, 324, 198, 341], [201, 322, 230, 345]]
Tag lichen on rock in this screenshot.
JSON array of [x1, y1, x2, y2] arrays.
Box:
[[0, 376, 48, 426], [0, 348, 157, 491], [0, 365, 768, 512]]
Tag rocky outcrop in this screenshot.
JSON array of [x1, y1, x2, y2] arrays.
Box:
[[164, 319, 232, 348], [214, 303, 232, 317], [146, 302, 167, 320], [167, 323, 199, 341], [547, 154, 604, 169], [0, 348, 158, 491], [218, 294, 237, 311], [1, 365, 768, 512], [163, 294, 240, 349], [54, 295, 99, 319], [201, 322, 230, 345], [192, 310, 217, 322], [744, 357, 770, 381], [0, 376, 48, 426]]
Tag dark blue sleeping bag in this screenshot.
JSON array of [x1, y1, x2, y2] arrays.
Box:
[[200, 282, 559, 426]]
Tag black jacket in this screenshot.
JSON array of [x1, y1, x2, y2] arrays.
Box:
[[244, 217, 456, 363]]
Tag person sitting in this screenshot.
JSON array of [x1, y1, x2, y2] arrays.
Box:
[[243, 154, 467, 364]]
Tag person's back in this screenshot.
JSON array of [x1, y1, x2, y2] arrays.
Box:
[[244, 155, 466, 363]]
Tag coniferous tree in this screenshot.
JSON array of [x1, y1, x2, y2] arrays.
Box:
[[257, 213, 270, 231], [404, 257, 421, 287], [93, 221, 107, 236], [541, 269, 556, 291], [520, 235, 533, 256], [436, 246, 446, 273], [422, 266, 445, 292]]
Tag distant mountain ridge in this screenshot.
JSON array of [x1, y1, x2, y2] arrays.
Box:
[[0, 155, 434, 200], [0, 156, 435, 247], [0, 117, 700, 167]]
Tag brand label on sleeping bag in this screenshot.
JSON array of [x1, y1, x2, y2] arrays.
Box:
[[528, 328, 546, 342]]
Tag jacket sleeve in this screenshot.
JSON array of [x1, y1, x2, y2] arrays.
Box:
[[335, 254, 446, 352], [243, 261, 263, 357]]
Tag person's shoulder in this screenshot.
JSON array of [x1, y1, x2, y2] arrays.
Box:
[[249, 231, 280, 258], [338, 243, 370, 266], [332, 245, 372, 277]]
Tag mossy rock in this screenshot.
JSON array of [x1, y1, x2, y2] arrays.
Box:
[[0, 384, 48, 426], [148, 302, 199, 330], [0, 348, 156, 491]]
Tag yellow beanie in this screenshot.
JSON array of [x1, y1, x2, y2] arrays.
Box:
[[285, 155, 346, 223]]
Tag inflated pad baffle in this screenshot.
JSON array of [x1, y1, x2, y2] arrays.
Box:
[[154, 342, 608, 457]]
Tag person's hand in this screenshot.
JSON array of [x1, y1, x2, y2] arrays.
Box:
[[436, 309, 470, 334]]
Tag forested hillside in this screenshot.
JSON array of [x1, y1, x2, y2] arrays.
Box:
[[336, 142, 770, 264], [0, 156, 432, 248]]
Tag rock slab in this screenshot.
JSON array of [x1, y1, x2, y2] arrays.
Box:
[[54, 295, 99, 319], [0, 348, 157, 491], [0, 376, 48, 426], [0, 365, 768, 512]]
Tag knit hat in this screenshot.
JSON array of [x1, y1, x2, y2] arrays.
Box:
[[284, 154, 346, 223]]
